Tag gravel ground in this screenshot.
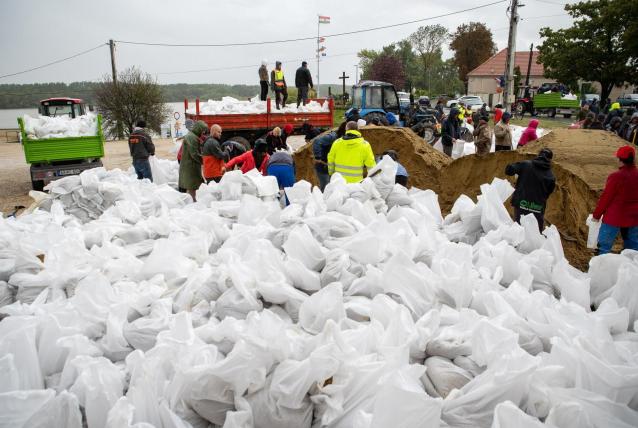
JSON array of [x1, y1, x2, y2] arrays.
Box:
[[0, 138, 177, 216]]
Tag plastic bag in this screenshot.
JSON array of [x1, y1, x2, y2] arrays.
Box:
[[423, 356, 473, 398], [299, 283, 345, 334], [586, 215, 601, 249], [491, 400, 545, 428], [0, 389, 56, 428]]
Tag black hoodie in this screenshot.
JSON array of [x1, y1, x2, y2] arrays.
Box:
[[505, 155, 556, 213], [441, 108, 460, 147]]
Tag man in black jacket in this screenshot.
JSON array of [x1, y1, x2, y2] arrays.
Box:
[[128, 120, 155, 181], [505, 148, 556, 231], [440, 108, 460, 157], [295, 61, 313, 107]]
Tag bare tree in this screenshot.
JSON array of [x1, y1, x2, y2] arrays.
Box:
[[94, 67, 169, 138], [409, 25, 449, 92]]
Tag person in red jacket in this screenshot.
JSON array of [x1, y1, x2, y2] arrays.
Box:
[[517, 119, 539, 148], [592, 145, 638, 254], [225, 139, 270, 175]]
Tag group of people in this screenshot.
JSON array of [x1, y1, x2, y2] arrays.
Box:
[[579, 103, 638, 144], [258, 60, 314, 110]]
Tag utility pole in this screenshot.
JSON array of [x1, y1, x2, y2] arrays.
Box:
[[109, 39, 123, 138], [316, 20, 320, 97], [339, 72, 349, 107], [354, 64, 359, 85], [503, 0, 520, 111]]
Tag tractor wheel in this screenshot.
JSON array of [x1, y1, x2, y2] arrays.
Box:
[[563, 114, 572, 119], [230, 136, 251, 151], [31, 180, 45, 192], [548, 108, 557, 118], [364, 112, 389, 126], [421, 125, 436, 145], [459, 127, 474, 142]]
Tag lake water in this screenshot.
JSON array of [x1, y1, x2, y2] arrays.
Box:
[[0, 102, 187, 130]]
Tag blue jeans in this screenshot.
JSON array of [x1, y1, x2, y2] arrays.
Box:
[[133, 158, 153, 182], [314, 163, 330, 191], [597, 223, 638, 255]]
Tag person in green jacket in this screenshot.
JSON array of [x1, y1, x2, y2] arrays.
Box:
[[178, 120, 208, 201]]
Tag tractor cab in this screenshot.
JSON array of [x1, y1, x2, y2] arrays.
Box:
[[347, 81, 403, 124], [39, 97, 87, 118]]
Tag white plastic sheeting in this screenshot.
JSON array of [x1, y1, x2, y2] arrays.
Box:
[[22, 114, 98, 139], [187, 96, 330, 115], [1, 155, 638, 428]]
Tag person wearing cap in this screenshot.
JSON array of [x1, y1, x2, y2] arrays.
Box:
[[258, 60, 269, 101], [128, 119, 155, 181], [178, 120, 209, 201], [517, 119, 540, 147], [295, 61, 313, 107], [271, 61, 288, 109], [267, 149, 296, 205], [473, 115, 492, 157], [592, 145, 638, 254], [603, 102, 622, 128], [202, 124, 228, 183], [505, 148, 556, 231], [327, 121, 376, 183], [382, 150, 409, 186], [282, 124, 294, 147], [494, 111, 513, 151], [225, 138, 270, 175]]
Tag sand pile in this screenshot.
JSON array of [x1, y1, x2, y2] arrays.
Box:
[[296, 127, 628, 270], [294, 126, 451, 192]]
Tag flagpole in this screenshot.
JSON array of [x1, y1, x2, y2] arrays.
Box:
[[317, 15, 320, 97]]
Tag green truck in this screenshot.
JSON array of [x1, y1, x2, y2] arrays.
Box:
[[18, 98, 104, 191], [515, 90, 580, 119]]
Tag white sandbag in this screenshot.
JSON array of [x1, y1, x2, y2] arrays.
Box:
[[424, 356, 473, 398], [586, 215, 601, 249], [551, 260, 591, 309], [0, 389, 56, 428], [471, 319, 520, 367], [23, 390, 83, 428], [610, 262, 638, 327], [0, 317, 43, 390], [491, 400, 546, 428], [283, 224, 326, 271], [299, 283, 345, 334]]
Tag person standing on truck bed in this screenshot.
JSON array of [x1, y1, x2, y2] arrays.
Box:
[[179, 120, 209, 202], [271, 61, 288, 110], [295, 61, 314, 107], [259, 60, 269, 102], [202, 124, 228, 183], [128, 120, 155, 182]]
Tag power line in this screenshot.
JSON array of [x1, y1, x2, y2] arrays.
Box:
[[0, 44, 107, 80], [116, 1, 507, 48], [155, 52, 359, 76]]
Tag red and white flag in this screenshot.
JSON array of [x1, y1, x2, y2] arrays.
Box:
[[319, 15, 330, 24]]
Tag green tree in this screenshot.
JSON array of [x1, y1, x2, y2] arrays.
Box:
[[537, 0, 638, 101], [449, 22, 497, 93], [94, 67, 170, 137], [409, 25, 449, 93]]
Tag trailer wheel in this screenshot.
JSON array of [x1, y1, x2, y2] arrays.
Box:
[[230, 136, 251, 151], [421, 125, 436, 144], [31, 180, 45, 192], [548, 108, 556, 118]]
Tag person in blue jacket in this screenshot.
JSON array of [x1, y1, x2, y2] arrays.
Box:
[[312, 122, 347, 191], [267, 149, 296, 205]]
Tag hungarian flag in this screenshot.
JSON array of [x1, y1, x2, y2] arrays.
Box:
[[319, 15, 330, 24]]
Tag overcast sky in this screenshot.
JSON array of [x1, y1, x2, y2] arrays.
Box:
[[0, 0, 578, 86]]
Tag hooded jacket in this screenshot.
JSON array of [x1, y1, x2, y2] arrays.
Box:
[[505, 154, 556, 213], [441, 108, 460, 147], [202, 136, 228, 179], [517, 119, 539, 147], [313, 131, 338, 171], [473, 121, 492, 156], [593, 164, 638, 227], [327, 130, 376, 183], [258, 64, 268, 82], [604, 103, 622, 127], [178, 121, 208, 190], [128, 127, 155, 160], [225, 149, 270, 175], [494, 120, 513, 149]]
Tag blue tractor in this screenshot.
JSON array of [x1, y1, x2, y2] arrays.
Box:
[[346, 81, 441, 144]]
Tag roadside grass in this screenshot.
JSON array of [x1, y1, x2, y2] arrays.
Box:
[[509, 116, 574, 130]]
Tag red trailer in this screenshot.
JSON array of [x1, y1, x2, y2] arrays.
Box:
[[184, 97, 334, 146]]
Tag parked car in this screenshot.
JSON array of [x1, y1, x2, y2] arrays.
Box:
[[617, 93, 638, 108], [397, 91, 410, 108], [448, 96, 490, 112], [584, 94, 600, 103]]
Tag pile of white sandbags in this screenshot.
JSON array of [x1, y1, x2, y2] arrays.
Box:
[[1, 155, 637, 428], [22, 113, 98, 139], [187, 96, 330, 115]]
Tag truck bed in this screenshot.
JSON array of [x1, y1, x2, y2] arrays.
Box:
[[18, 115, 105, 164], [533, 93, 580, 109]]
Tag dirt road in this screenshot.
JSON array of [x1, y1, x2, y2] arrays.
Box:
[[0, 139, 176, 215]]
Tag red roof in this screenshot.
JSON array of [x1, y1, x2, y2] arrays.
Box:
[[467, 49, 545, 77]]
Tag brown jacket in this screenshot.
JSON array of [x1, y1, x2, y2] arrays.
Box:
[[494, 121, 513, 149], [258, 65, 268, 82], [473, 122, 492, 157]]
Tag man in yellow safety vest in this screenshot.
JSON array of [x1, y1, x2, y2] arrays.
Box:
[[270, 61, 288, 110], [327, 121, 376, 183]]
